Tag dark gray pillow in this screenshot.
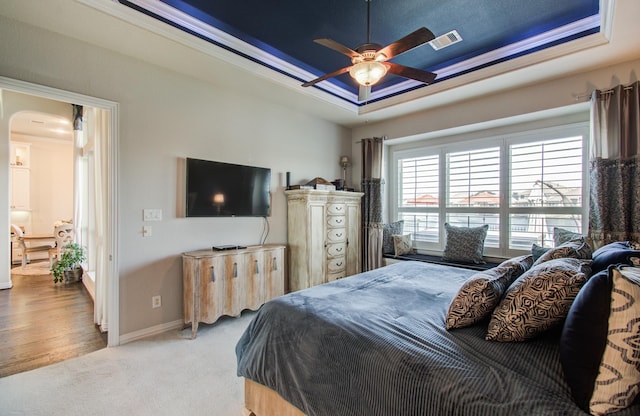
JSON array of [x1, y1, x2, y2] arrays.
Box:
[[531, 243, 550, 261], [442, 223, 489, 264], [591, 241, 640, 274], [382, 221, 404, 254], [553, 227, 583, 246]]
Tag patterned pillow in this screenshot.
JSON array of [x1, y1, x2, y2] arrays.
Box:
[[442, 223, 489, 264], [589, 266, 640, 415], [486, 257, 591, 342], [553, 227, 583, 246], [591, 241, 640, 274], [532, 236, 592, 267], [382, 221, 404, 254], [392, 234, 412, 256], [446, 254, 533, 330]]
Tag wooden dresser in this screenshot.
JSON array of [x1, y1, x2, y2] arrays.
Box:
[[182, 244, 285, 338], [285, 189, 363, 292]]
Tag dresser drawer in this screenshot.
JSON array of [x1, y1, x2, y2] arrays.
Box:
[[326, 228, 346, 243], [327, 203, 346, 215], [327, 243, 346, 257], [327, 257, 346, 273], [327, 215, 346, 227], [327, 271, 346, 282]]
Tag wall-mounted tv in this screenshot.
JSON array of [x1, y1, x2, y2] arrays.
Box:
[[186, 158, 271, 217]]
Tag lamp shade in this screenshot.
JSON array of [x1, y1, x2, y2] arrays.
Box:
[[349, 61, 388, 86]]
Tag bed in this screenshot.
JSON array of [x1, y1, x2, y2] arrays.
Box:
[[236, 260, 640, 416]]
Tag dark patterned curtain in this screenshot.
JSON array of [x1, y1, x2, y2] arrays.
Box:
[[361, 137, 385, 271], [589, 81, 640, 248]]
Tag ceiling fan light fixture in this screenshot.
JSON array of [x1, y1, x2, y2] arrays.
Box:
[[349, 61, 388, 86]]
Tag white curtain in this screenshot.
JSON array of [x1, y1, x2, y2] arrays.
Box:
[[85, 107, 110, 332]]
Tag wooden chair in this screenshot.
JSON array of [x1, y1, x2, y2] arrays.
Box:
[[11, 224, 55, 268], [49, 223, 75, 263]]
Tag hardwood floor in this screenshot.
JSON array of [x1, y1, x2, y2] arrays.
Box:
[[0, 263, 106, 378]]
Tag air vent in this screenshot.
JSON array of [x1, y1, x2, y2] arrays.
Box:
[[429, 30, 462, 50]]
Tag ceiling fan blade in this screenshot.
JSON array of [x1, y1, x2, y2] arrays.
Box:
[[301, 66, 352, 87], [314, 38, 361, 59], [358, 85, 371, 101], [385, 62, 437, 84], [376, 27, 436, 60]]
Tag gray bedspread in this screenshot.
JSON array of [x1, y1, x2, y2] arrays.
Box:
[[236, 261, 638, 416]]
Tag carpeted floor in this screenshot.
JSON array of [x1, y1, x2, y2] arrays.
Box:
[[0, 310, 256, 416]]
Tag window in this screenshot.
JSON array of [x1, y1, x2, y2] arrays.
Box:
[[392, 123, 587, 257]]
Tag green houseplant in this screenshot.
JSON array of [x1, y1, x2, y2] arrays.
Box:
[[51, 243, 86, 284]]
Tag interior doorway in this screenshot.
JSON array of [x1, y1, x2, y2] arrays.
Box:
[[0, 76, 119, 347]]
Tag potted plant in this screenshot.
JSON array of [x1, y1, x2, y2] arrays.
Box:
[[51, 243, 86, 284]]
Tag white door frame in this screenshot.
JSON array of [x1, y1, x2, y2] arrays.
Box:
[[1, 76, 120, 347]]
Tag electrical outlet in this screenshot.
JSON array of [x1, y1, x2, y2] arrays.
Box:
[[152, 295, 161, 308]]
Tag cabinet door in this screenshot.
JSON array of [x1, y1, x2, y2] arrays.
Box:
[[308, 204, 327, 288], [264, 247, 285, 300], [345, 202, 361, 277], [10, 167, 30, 210], [245, 251, 265, 310], [223, 254, 245, 317], [199, 256, 226, 323]]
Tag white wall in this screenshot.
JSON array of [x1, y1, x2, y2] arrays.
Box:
[[0, 14, 351, 335]]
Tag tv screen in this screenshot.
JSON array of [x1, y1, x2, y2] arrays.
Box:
[[186, 158, 271, 217]]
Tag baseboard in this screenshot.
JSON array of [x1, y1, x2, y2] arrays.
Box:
[[119, 319, 184, 344], [0, 281, 13, 290]]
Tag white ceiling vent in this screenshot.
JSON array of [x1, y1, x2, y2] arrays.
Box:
[[430, 30, 462, 50]]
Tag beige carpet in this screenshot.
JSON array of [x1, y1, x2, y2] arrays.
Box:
[[0, 311, 256, 416], [11, 261, 52, 276]]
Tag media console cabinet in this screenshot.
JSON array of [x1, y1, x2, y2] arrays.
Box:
[[182, 244, 285, 338]]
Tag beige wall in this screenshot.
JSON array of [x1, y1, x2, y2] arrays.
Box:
[[350, 58, 640, 194], [0, 14, 350, 336]]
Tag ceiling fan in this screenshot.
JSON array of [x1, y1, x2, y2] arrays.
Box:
[[301, 0, 438, 101]]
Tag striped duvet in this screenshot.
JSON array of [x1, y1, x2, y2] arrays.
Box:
[[236, 261, 639, 416]]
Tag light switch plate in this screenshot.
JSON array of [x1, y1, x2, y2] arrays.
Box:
[[143, 209, 162, 221]]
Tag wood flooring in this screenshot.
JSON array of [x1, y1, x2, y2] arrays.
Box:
[[0, 264, 106, 378]]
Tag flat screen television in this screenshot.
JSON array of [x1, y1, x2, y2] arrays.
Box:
[[186, 158, 271, 217]]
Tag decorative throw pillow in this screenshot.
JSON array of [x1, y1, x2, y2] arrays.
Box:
[[532, 237, 592, 267], [591, 241, 640, 274], [560, 268, 613, 412], [442, 223, 489, 264], [589, 266, 640, 415], [486, 257, 591, 342], [531, 243, 550, 262], [446, 254, 533, 330], [553, 227, 583, 246], [382, 221, 404, 254], [392, 233, 412, 257]]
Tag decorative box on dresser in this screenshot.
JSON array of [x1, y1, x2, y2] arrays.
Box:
[[285, 189, 363, 292], [182, 244, 285, 338]]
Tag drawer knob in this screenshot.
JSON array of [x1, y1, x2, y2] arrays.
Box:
[[254, 259, 259, 274], [210, 266, 216, 282], [233, 262, 238, 278]]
